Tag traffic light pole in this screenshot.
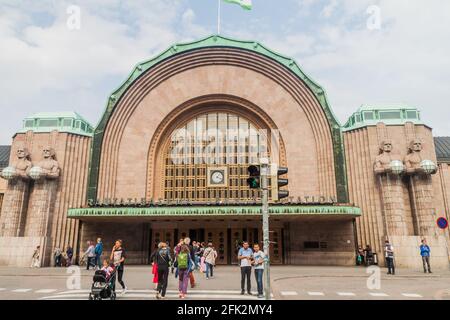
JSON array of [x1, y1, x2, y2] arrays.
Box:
[[260, 161, 271, 300]]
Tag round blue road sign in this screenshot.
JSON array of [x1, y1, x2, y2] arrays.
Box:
[[437, 217, 448, 229]]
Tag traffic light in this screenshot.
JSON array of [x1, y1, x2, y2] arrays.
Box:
[[247, 165, 261, 189], [271, 165, 289, 201]]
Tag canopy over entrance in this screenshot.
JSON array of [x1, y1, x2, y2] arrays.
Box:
[[68, 204, 361, 221]]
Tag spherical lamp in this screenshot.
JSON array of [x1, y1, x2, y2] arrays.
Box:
[[29, 166, 43, 180], [420, 160, 437, 174], [389, 160, 405, 175], [1, 166, 16, 180]]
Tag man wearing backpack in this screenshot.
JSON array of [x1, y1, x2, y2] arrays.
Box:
[[154, 242, 172, 299], [177, 244, 194, 299], [184, 237, 196, 288]]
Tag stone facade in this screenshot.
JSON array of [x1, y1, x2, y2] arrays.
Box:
[[0, 131, 91, 267], [344, 122, 449, 269], [0, 37, 449, 269]]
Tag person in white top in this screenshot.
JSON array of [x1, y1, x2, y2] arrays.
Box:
[[384, 240, 395, 275]]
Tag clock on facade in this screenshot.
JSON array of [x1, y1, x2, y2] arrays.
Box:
[[207, 166, 228, 187]]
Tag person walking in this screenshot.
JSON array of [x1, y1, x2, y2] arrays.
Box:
[[150, 244, 160, 290], [173, 238, 184, 277], [203, 242, 217, 279], [193, 241, 200, 270], [420, 239, 432, 273], [154, 242, 172, 299], [238, 241, 253, 295], [177, 244, 194, 299], [356, 246, 364, 266], [66, 245, 73, 267], [198, 242, 206, 273], [252, 244, 266, 298], [31, 246, 41, 268], [384, 239, 395, 275], [53, 246, 62, 267], [83, 241, 96, 270], [110, 239, 127, 293], [94, 238, 103, 270], [184, 237, 196, 288]]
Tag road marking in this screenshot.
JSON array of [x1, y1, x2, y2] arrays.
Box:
[[0, 288, 6, 291], [337, 292, 356, 296], [308, 292, 325, 296], [36, 289, 58, 294], [402, 293, 423, 298], [40, 292, 261, 300], [11, 289, 32, 293], [369, 292, 389, 297], [280, 291, 298, 296]]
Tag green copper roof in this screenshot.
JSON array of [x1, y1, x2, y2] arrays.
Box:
[[88, 34, 349, 203], [342, 104, 423, 132], [17, 111, 94, 137], [68, 205, 361, 218]]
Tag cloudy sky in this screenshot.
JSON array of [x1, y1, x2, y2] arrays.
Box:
[[0, 0, 449, 144]]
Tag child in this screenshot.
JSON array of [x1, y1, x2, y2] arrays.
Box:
[[101, 259, 115, 281]]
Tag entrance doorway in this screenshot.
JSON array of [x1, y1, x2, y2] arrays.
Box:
[[149, 225, 284, 265]]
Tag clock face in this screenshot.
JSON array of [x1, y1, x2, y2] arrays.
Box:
[[211, 171, 224, 184]]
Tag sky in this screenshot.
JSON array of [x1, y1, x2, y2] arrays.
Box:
[[0, 0, 449, 144]]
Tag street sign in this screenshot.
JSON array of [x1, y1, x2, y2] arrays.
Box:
[[436, 217, 448, 229]]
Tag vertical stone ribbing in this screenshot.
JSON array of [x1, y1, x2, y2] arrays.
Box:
[[0, 180, 29, 237]]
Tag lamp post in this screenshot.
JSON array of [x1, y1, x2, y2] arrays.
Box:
[[259, 157, 271, 300]]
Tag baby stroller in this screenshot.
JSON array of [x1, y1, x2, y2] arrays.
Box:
[[89, 268, 117, 300]]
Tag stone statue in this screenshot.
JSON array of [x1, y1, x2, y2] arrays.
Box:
[[1, 147, 33, 181], [374, 140, 394, 174], [404, 139, 436, 175], [374, 140, 407, 236], [0, 147, 33, 237], [404, 138, 437, 236], [30, 147, 61, 180]]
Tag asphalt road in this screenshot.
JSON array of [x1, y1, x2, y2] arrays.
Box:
[[0, 265, 449, 300]]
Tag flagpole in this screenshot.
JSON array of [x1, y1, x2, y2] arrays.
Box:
[[217, 0, 221, 35]]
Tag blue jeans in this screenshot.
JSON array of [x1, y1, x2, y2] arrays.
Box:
[[95, 254, 102, 268], [255, 269, 264, 295], [194, 255, 200, 269]]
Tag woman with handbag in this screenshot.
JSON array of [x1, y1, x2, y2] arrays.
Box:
[[203, 242, 217, 280]]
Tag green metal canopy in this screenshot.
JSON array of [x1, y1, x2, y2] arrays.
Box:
[[68, 205, 361, 219]]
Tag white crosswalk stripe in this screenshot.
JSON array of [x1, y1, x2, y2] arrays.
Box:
[[369, 292, 389, 297], [307, 292, 325, 296], [0, 288, 6, 291], [337, 292, 356, 296], [11, 289, 32, 293], [39, 289, 264, 300], [280, 291, 298, 296], [402, 293, 423, 298], [35, 289, 58, 294]]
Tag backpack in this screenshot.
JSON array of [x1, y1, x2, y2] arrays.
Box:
[[177, 252, 188, 269]]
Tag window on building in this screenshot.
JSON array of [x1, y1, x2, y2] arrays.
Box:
[[62, 119, 73, 127], [162, 111, 274, 203], [24, 120, 34, 128], [406, 110, 417, 119], [303, 241, 320, 249], [379, 111, 401, 120], [38, 119, 58, 127], [363, 111, 374, 120]]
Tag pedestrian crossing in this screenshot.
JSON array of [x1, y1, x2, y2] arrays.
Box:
[[0, 287, 428, 299], [38, 289, 265, 300], [279, 290, 424, 299]]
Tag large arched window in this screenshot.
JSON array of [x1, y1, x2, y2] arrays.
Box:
[[162, 111, 271, 202]]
